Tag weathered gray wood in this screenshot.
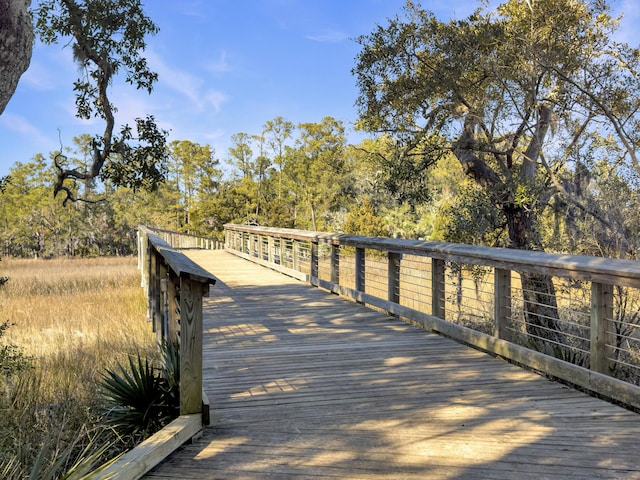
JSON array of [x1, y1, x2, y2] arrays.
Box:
[[167, 272, 180, 343], [145, 251, 640, 480], [591, 282, 614, 375], [143, 226, 221, 250], [150, 253, 161, 336], [355, 246, 365, 292], [99, 414, 201, 480], [292, 239, 300, 271], [330, 244, 340, 285], [139, 226, 216, 284], [388, 252, 400, 304], [310, 241, 318, 278], [224, 224, 640, 288], [494, 268, 510, 339], [159, 273, 168, 343], [431, 258, 445, 319], [179, 277, 204, 415], [225, 244, 640, 411], [134, 226, 216, 477]]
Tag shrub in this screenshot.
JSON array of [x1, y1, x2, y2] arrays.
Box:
[[98, 340, 180, 444]]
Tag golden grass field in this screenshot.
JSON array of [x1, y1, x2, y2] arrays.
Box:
[[0, 256, 157, 476]]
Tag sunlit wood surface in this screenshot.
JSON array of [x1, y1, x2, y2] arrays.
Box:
[[145, 250, 640, 479]]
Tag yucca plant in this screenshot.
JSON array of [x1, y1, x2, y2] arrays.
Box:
[[98, 340, 180, 441]]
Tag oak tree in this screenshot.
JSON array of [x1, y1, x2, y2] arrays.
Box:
[[354, 0, 640, 351], [35, 0, 168, 204]]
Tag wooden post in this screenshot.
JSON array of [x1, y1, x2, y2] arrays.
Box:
[[388, 252, 401, 304], [494, 268, 511, 339], [256, 234, 262, 260], [293, 240, 300, 272], [150, 253, 160, 334], [140, 230, 150, 292], [278, 237, 286, 266], [158, 260, 169, 343], [311, 241, 319, 278], [330, 244, 340, 285], [268, 236, 274, 263], [591, 282, 614, 375], [355, 247, 365, 292], [432, 258, 445, 319], [179, 277, 204, 415], [167, 272, 181, 344]]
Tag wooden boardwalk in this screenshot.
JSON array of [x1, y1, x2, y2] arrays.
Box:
[[146, 250, 640, 479]]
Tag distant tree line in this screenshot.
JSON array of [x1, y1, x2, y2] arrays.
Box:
[[2, 109, 640, 262], [2, 0, 640, 266]]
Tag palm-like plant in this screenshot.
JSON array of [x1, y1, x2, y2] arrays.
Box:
[[98, 340, 180, 440]]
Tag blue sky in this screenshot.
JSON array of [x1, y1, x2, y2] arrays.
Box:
[[0, 0, 638, 178]]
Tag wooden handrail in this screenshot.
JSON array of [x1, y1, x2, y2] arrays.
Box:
[[109, 226, 216, 479], [224, 224, 640, 288], [138, 225, 215, 415], [224, 223, 640, 410], [145, 226, 222, 250]]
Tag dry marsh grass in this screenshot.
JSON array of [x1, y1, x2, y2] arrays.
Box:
[[0, 256, 156, 475]]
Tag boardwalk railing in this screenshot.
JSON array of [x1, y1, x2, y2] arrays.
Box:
[[146, 226, 222, 250], [224, 223, 640, 410], [98, 226, 216, 479]]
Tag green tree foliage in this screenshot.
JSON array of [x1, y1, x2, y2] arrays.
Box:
[[0, 137, 180, 256], [285, 117, 348, 231], [34, 0, 168, 204], [263, 116, 294, 199], [353, 0, 640, 350], [168, 140, 221, 233], [343, 197, 388, 237], [228, 133, 254, 180], [354, 0, 640, 252]]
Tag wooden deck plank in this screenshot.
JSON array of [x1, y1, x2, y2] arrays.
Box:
[[145, 250, 640, 479]]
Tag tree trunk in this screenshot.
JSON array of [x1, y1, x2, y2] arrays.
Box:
[[0, 0, 33, 115], [504, 203, 566, 353]]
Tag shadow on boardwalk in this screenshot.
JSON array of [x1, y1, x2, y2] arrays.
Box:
[[145, 250, 640, 480]]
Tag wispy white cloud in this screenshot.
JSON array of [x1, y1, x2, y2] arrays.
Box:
[[306, 30, 349, 43], [206, 50, 234, 75], [0, 113, 50, 145], [145, 49, 229, 113], [20, 61, 57, 91]]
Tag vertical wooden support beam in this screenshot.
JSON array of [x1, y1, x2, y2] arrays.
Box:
[[179, 277, 204, 415], [167, 272, 181, 344], [355, 247, 366, 292], [591, 282, 614, 375], [257, 235, 263, 260], [388, 252, 401, 304], [277, 237, 283, 265], [140, 230, 149, 291], [431, 258, 445, 319], [150, 253, 160, 333], [137, 230, 143, 271], [330, 243, 340, 285], [310, 241, 319, 279], [158, 261, 169, 343], [494, 268, 511, 339], [267, 235, 276, 263], [293, 240, 300, 272]]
